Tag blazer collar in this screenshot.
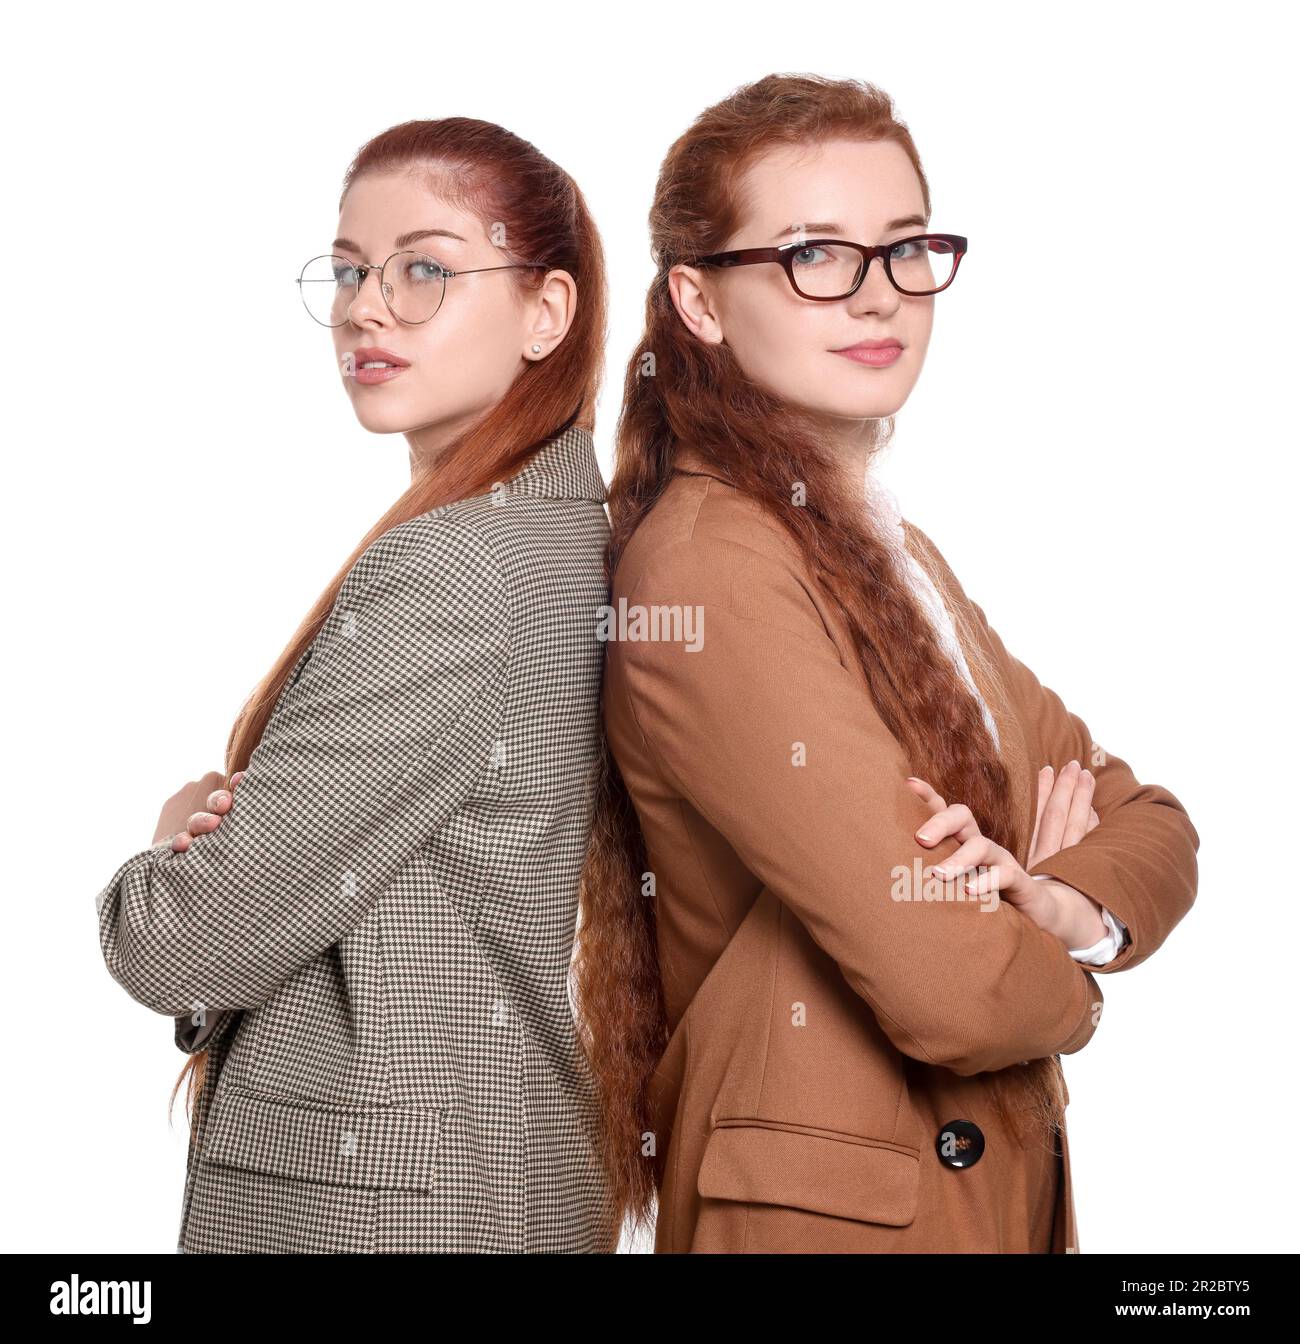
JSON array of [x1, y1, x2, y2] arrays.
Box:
[[671, 444, 735, 485], [506, 422, 607, 504]]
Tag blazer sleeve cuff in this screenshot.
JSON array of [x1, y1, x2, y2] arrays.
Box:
[[1029, 874, 1129, 966], [173, 1007, 236, 1055]]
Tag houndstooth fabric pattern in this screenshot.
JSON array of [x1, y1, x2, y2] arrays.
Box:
[[95, 423, 619, 1253]]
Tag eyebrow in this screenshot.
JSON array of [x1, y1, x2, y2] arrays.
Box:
[[769, 214, 928, 242], [331, 227, 469, 253]]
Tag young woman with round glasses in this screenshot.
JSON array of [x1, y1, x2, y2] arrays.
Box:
[[95, 117, 618, 1254]]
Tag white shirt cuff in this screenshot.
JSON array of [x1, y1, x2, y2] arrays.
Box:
[[1031, 874, 1129, 966]]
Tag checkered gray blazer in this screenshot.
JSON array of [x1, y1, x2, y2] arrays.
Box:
[[95, 423, 617, 1253]]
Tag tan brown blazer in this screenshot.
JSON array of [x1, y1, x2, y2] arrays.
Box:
[[602, 451, 1198, 1253]]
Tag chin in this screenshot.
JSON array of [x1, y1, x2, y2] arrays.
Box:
[[798, 393, 907, 422], [349, 402, 417, 435]]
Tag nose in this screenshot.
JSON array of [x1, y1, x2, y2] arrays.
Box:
[[346, 264, 394, 328], [847, 254, 901, 317]]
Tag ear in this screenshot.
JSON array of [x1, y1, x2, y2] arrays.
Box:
[[668, 264, 726, 346], [524, 269, 577, 359]]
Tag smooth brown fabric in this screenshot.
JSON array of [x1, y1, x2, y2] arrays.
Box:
[[602, 454, 1198, 1253]]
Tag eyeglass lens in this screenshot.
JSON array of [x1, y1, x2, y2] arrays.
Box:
[[298, 251, 448, 326], [791, 237, 956, 298]]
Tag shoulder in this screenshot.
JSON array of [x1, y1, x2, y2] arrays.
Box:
[[614, 473, 828, 638], [435, 486, 609, 570], [338, 510, 511, 619]]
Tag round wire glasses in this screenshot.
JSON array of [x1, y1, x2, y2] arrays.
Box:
[[297, 250, 548, 327], [689, 233, 968, 300]]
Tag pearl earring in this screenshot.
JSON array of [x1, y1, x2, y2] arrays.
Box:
[[531, 344, 541, 354]]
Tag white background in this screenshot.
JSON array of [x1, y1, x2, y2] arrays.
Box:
[[3, 0, 1293, 1255]]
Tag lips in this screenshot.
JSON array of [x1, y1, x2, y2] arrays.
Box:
[[834, 339, 902, 353], [832, 339, 904, 367], [352, 346, 410, 368], [347, 346, 411, 386]]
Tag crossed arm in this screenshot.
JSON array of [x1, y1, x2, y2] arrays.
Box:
[[613, 530, 1195, 1075], [95, 519, 512, 1050]]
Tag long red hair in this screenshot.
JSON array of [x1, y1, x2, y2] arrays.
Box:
[[171, 116, 607, 1126], [572, 73, 1064, 1237]]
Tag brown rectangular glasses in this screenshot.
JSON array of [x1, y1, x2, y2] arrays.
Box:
[[690, 233, 968, 300]]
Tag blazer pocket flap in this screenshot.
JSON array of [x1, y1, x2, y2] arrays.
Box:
[[201, 1088, 444, 1192], [698, 1121, 920, 1227]]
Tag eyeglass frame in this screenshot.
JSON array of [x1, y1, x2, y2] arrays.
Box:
[[688, 233, 968, 300], [296, 249, 550, 327]]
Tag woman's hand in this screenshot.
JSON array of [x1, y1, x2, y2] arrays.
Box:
[[1024, 762, 1110, 948], [1028, 760, 1100, 868], [152, 770, 246, 853], [905, 776, 1046, 916], [904, 764, 1103, 942]]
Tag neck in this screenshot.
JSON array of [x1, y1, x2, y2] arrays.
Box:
[[813, 414, 877, 501], [405, 409, 481, 480]]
